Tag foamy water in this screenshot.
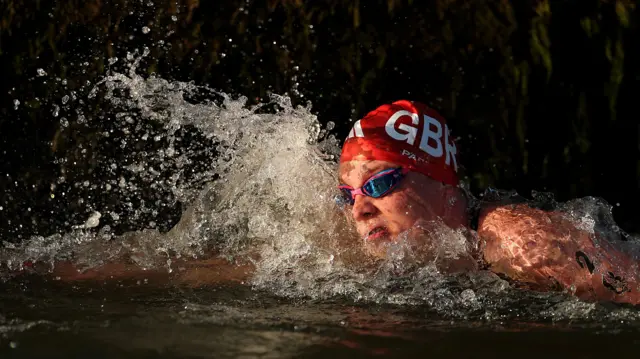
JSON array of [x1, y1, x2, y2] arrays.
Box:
[[2, 50, 640, 325]]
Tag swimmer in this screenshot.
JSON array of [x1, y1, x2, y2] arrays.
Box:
[[337, 99, 640, 305], [38, 100, 640, 305]]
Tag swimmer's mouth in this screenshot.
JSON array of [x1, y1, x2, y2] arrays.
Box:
[[365, 226, 389, 241]]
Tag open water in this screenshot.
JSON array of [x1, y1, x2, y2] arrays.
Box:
[[2, 49, 640, 358]]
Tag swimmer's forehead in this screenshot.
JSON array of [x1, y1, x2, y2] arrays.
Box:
[[338, 159, 399, 185]]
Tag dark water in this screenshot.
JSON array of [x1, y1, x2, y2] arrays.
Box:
[[2, 279, 640, 359], [0, 58, 638, 358]]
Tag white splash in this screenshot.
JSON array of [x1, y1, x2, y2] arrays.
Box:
[[2, 51, 640, 322]]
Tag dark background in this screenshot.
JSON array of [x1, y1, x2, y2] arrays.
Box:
[[0, 0, 638, 241]]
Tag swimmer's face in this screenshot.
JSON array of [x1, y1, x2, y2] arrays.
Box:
[[339, 159, 454, 256]]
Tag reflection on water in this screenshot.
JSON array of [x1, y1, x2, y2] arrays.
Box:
[[2, 51, 640, 357], [1, 281, 640, 358]]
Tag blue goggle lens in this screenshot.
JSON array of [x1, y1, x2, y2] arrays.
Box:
[[363, 171, 400, 198], [339, 188, 355, 206], [337, 168, 404, 207]]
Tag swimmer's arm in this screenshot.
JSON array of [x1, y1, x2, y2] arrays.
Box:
[[478, 204, 640, 305], [48, 256, 254, 287]]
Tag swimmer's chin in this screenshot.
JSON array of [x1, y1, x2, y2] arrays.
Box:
[[362, 228, 397, 258]]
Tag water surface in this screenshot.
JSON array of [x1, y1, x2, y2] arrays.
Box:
[[2, 279, 640, 358]]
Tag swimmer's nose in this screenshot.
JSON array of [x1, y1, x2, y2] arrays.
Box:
[[351, 195, 378, 221]]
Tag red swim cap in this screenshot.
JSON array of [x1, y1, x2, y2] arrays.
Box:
[[340, 100, 460, 186]]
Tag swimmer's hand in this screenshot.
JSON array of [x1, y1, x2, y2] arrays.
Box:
[[478, 204, 640, 305]]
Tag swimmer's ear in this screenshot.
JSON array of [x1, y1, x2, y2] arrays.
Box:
[[442, 185, 467, 207]]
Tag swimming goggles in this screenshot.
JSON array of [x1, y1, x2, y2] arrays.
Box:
[[337, 167, 409, 206]]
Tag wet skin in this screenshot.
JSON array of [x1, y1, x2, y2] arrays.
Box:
[[34, 158, 640, 305], [339, 159, 640, 305], [338, 159, 468, 258]]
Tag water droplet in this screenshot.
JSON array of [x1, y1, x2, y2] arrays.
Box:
[[171, 15, 178, 21], [108, 57, 118, 65], [52, 105, 60, 117], [460, 288, 477, 304], [88, 87, 98, 99], [62, 95, 70, 104], [60, 117, 68, 127], [84, 211, 102, 229], [62, 79, 67, 85], [13, 99, 20, 110], [37, 68, 47, 76], [142, 26, 151, 34], [9, 341, 17, 349]]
